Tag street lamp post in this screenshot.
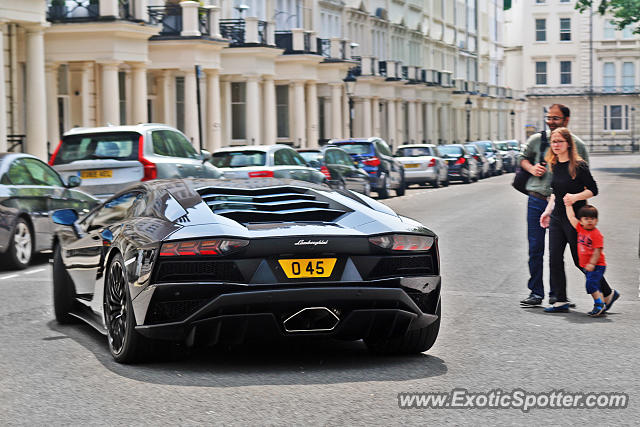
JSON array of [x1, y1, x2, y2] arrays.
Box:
[[344, 73, 356, 138], [631, 106, 636, 152], [234, 4, 249, 17], [465, 96, 472, 142], [510, 110, 515, 139]]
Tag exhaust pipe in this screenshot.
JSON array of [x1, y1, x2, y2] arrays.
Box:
[[283, 307, 340, 333]]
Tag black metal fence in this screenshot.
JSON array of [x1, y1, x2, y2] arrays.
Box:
[[47, 0, 100, 22], [199, 8, 210, 36], [219, 19, 245, 45], [148, 5, 182, 35], [316, 38, 330, 58], [7, 135, 25, 153]]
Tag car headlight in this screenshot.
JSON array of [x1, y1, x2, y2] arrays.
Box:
[[369, 234, 434, 251]]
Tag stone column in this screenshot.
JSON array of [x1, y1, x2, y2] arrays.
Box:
[[292, 80, 306, 147], [45, 63, 60, 148], [100, 61, 120, 126], [416, 102, 424, 143], [330, 83, 342, 139], [362, 97, 372, 137], [180, 1, 201, 37], [25, 25, 48, 159], [183, 68, 198, 146], [262, 75, 276, 144], [246, 75, 261, 144], [342, 88, 350, 138], [387, 99, 396, 147], [131, 62, 148, 124], [305, 81, 318, 148], [157, 70, 172, 126], [0, 23, 6, 151], [408, 100, 417, 143], [205, 69, 222, 152], [371, 97, 381, 137], [396, 100, 404, 146]]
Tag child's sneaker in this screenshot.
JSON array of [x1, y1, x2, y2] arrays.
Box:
[[588, 301, 606, 317]]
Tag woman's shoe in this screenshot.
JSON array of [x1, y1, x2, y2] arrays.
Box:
[[544, 303, 570, 313]]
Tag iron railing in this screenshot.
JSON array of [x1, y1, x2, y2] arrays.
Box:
[[350, 56, 362, 76], [378, 61, 387, 77], [148, 5, 182, 36], [401, 66, 409, 80], [119, 0, 133, 20], [257, 20, 268, 45], [303, 32, 311, 52], [526, 85, 640, 96], [47, 0, 100, 22], [7, 135, 25, 153], [316, 38, 330, 58], [219, 19, 245, 46], [199, 8, 210, 36]]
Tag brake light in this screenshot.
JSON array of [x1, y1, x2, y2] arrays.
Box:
[[363, 157, 381, 167], [369, 234, 434, 251], [320, 166, 332, 179], [473, 155, 479, 161], [159, 239, 249, 256], [248, 170, 274, 178], [427, 158, 436, 167], [49, 140, 62, 165], [455, 157, 466, 165], [138, 135, 157, 181]]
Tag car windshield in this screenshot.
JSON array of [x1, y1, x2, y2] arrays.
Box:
[[332, 142, 373, 156], [464, 145, 478, 154], [507, 141, 519, 149], [54, 132, 139, 165], [495, 142, 508, 151], [476, 142, 494, 153], [439, 146, 464, 156], [396, 147, 432, 157], [298, 151, 322, 163], [211, 151, 267, 168]]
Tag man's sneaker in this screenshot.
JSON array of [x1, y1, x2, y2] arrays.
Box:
[[544, 303, 570, 313], [604, 290, 620, 313], [589, 301, 606, 317], [520, 294, 543, 307]]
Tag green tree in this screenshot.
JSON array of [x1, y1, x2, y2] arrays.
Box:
[[575, 0, 640, 34]]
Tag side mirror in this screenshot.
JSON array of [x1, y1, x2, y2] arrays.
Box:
[[66, 175, 82, 188], [200, 149, 212, 163], [52, 209, 78, 226]]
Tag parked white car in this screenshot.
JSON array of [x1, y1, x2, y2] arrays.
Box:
[[394, 144, 449, 188], [50, 124, 221, 199]]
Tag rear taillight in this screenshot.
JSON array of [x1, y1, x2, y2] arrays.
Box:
[[248, 170, 274, 178], [320, 166, 332, 179], [138, 135, 157, 181], [427, 158, 436, 167], [473, 155, 479, 161], [455, 157, 466, 165], [369, 234, 434, 251], [159, 239, 249, 257], [363, 157, 381, 167], [49, 140, 62, 165]]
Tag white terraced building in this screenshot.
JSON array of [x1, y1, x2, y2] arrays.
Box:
[[1, 0, 523, 161], [504, 0, 640, 151]]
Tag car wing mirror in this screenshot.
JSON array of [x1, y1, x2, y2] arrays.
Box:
[[52, 208, 84, 238], [200, 149, 212, 163], [66, 175, 82, 188]]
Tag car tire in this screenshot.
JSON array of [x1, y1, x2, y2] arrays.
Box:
[[377, 173, 390, 199], [363, 181, 371, 197], [105, 253, 148, 364], [443, 177, 450, 187], [365, 303, 441, 355], [52, 244, 77, 324], [6, 218, 33, 270], [395, 174, 406, 197], [432, 175, 441, 188], [463, 170, 471, 184]]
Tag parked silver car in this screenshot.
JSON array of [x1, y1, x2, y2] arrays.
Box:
[[394, 144, 449, 188], [211, 145, 328, 185], [495, 140, 519, 172], [50, 124, 221, 199]]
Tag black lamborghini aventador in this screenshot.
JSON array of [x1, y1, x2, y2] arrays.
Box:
[[51, 178, 441, 363]]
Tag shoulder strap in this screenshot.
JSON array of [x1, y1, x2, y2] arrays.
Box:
[[539, 130, 549, 164]]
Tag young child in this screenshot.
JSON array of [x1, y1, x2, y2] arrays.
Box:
[[564, 202, 619, 316]]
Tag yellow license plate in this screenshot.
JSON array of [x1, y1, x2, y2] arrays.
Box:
[[81, 169, 113, 179], [404, 163, 420, 168], [278, 258, 337, 278]]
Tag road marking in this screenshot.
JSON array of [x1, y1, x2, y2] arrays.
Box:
[[24, 268, 45, 275], [0, 274, 18, 280]]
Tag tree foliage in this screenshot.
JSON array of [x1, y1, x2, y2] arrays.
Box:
[[575, 0, 640, 34]]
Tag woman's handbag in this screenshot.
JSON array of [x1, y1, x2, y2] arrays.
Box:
[[512, 130, 548, 195]]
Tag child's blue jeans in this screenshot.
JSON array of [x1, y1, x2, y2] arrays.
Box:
[[582, 265, 606, 294]]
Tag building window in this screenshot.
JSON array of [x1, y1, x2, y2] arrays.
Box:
[[231, 82, 246, 140], [535, 61, 547, 85], [603, 20, 616, 39], [276, 85, 289, 138], [622, 25, 634, 39], [560, 18, 571, 41], [622, 62, 635, 91], [560, 61, 572, 84], [57, 65, 69, 136], [603, 105, 628, 130], [175, 76, 185, 132], [535, 19, 546, 42], [275, 0, 302, 30], [536, 0, 545, 3], [560, 0, 570, 2], [603, 62, 616, 91], [119, 71, 126, 126]]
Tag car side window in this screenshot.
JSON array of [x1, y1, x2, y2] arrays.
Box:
[[152, 130, 198, 159], [339, 151, 355, 166], [376, 140, 393, 157], [21, 158, 64, 187], [325, 150, 337, 165], [273, 149, 289, 166], [5, 159, 36, 185], [433, 147, 441, 157], [290, 150, 307, 166], [88, 192, 140, 230]]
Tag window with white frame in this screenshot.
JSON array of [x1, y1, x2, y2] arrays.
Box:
[[560, 61, 571, 84], [231, 82, 246, 140], [232, 0, 266, 20], [535, 19, 546, 41], [603, 62, 616, 90], [276, 85, 289, 138], [57, 64, 69, 136], [535, 61, 547, 84], [536, 0, 546, 3], [467, 0, 476, 33], [275, 0, 303, 30], [603, 20, 616, 39], [622, 62, 635, 90], [319, 8, 342, 38], [560, 18, 571, 41], [603, 105, 628, 130], [622, 25, 634, 39]]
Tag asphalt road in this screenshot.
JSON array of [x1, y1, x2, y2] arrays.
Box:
[[1, 154, 638, 425]]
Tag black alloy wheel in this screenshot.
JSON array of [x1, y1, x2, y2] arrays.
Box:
[[395, 172, 406, 196]]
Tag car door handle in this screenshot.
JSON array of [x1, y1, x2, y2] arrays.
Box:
[[177, 164, 183, 168]]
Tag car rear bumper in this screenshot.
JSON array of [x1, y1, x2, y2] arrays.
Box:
[[134, 280, 440, 343], [403, 168, 437, 183]]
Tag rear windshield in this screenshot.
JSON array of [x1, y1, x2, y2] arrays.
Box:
[[464, 145, 478, 154], [476, 142, 494, 153], [54, 132, 139, 165], [298, 151, 322, 163], [332, 142, 373, 156], [439, 146, 464, 156], [396, 147, 433, 157], [495, 142, 508, 151], [211, 151, 267, 168]]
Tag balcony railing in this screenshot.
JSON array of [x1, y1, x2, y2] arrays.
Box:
[[148, 5, 182, 36], [219, 19, 245, 45], [316, 38, 330, 58], [47, 0, 100, 22], [526, 85, 640, 96], [276, 30, 313, 54], [199, 8, 210, 36], [7, 135, 25, 153], [401, 66, 409, 80], [350, 56, 362, 77], [257, 20, 268, 44], [378, 61, 387, 77]]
